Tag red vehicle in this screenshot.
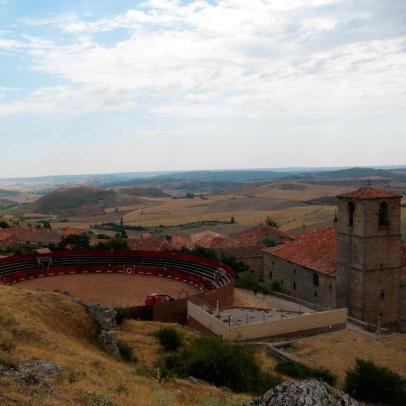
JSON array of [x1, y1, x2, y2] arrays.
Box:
[[145, 293, 175, 305]]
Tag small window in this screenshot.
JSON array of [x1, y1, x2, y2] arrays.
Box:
[[269, 271, 272, 279], [348, 201, 355, 226], [314, 290, 318, 298], [313, 273, 319, 287], [280, 280, 284, 286], [379, 202, 389, 227], [293, 269, 296, 274], [272, 261, 275, 270], [380, 290, 385, 300], [293, 281, 296, 290]]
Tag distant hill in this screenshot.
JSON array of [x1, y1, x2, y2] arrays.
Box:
[[30, 186, 144, 214], [287, 167, 403, 181], [119, 186, 169, 198], [0, 189, 21, 198]]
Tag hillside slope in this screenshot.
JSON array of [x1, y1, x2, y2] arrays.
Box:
[[0, 286, 248, 405], [30, 186, 146, 214]]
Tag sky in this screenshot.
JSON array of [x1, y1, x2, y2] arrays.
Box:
[[0, 0, 405, 177]]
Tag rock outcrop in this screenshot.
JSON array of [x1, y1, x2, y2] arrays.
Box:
[[84, 303, 120, 356], [0, 360, 64, 393], [249, 379, 360, 406]]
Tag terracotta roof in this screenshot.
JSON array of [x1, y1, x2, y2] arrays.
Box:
[[191, 231, 227, 248], [127, 238, 169, 251], [226, 224, 293, 247], [264, 227, 337, 277], [337, 187, 402, 199]]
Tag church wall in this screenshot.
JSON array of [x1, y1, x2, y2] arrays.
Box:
[[399, 272, 406, 332], [263, 253, 336, 308]]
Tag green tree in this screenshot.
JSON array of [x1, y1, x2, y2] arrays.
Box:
[[262, 236, 277, 247], [266, 216, 280, 228], [162, 335, 281, 394], [60, 233, 91, 250], [344, 359, 406, 405]]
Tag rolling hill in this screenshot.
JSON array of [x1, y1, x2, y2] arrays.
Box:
[[30, 186, 146, 214]]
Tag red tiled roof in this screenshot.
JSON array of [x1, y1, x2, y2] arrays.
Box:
[[227, 224, 293, 247], [191, 231, 227, 249], [338, 187, 402, 199], [127, 238, 169, 251], [264, 227, 337, 277]]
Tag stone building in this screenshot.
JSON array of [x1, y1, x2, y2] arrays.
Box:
[[263, 187, 406, 329]]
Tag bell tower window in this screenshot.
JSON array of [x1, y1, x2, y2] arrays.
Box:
[[348, 201, 355, 226], [379, 202, 389, 227]]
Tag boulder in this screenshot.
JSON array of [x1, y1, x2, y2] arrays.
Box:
[[249, 379, 360, 406]]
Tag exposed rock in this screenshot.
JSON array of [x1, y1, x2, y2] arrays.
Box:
[[53, 290, 120, 356], [249, 380, 360, 406], [83, 303, 119, 356], [0, 359, 64, 393]]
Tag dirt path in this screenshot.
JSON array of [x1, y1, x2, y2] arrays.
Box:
[[16, 274, 199, 307]]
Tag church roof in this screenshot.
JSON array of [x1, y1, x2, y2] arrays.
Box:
[[337, 187, 402, 199], [263, 227, 337, 277]]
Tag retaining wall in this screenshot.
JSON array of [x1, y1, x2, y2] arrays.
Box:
[[187, 301, 347, 341]]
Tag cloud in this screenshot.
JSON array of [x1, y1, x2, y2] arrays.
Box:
[[1, 0, 405, 119]]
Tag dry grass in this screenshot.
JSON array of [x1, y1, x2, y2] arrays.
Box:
[[284, 329, 406, 387], [0, 285, 249, 406]]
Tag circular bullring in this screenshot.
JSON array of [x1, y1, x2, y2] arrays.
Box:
[[0, 251, 235, 312]]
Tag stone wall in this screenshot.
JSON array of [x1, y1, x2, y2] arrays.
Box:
[[263, 253, 336, 308], [399, 272, 406, 332]]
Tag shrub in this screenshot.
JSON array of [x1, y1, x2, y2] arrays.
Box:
[[83, 391, 113, 406], [344, 359, 406, 405], [270, 280, 283, 293], [262, 237, 277, 247], [235, 271, 259, 291], [0, 349, 19, 368], [117, 341, 137, 363], [162, 335, 281, 394], [276, 360, 336, 386], [115, 307, 130, 325], [155, 328, 182, 351]]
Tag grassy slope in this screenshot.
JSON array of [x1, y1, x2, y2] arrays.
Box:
[[285, 329, 406, 387], [0, 286, 248, 406]]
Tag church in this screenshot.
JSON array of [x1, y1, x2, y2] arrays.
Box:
[[263, 186, 406, 330]]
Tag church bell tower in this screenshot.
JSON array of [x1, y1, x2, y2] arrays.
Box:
[[336, 187, 402, 324]]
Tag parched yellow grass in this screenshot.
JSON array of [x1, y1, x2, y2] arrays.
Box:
[[0, 285, 249, 406], [285, 329, 406, 387]]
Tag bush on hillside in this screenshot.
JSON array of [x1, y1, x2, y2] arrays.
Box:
[[162, 335, 281, 394], [117, 341, 137, 363], [344, 359, 406, 405], [114, 308, 131, 326], [235, 271, 259, 291], [155, 327, 182, 351], [276, 360, 336, 386]]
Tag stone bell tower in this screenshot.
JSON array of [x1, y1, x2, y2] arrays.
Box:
[[336, 187, 402, 325]]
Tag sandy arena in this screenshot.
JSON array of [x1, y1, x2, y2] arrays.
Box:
[[16, 273, 200, 307]]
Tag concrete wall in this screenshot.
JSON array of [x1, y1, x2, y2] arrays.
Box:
[[263, 253, 336, 308], [187, 301, 347, 341]]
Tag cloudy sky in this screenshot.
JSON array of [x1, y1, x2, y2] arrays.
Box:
[[0, 0, 405, 177]]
